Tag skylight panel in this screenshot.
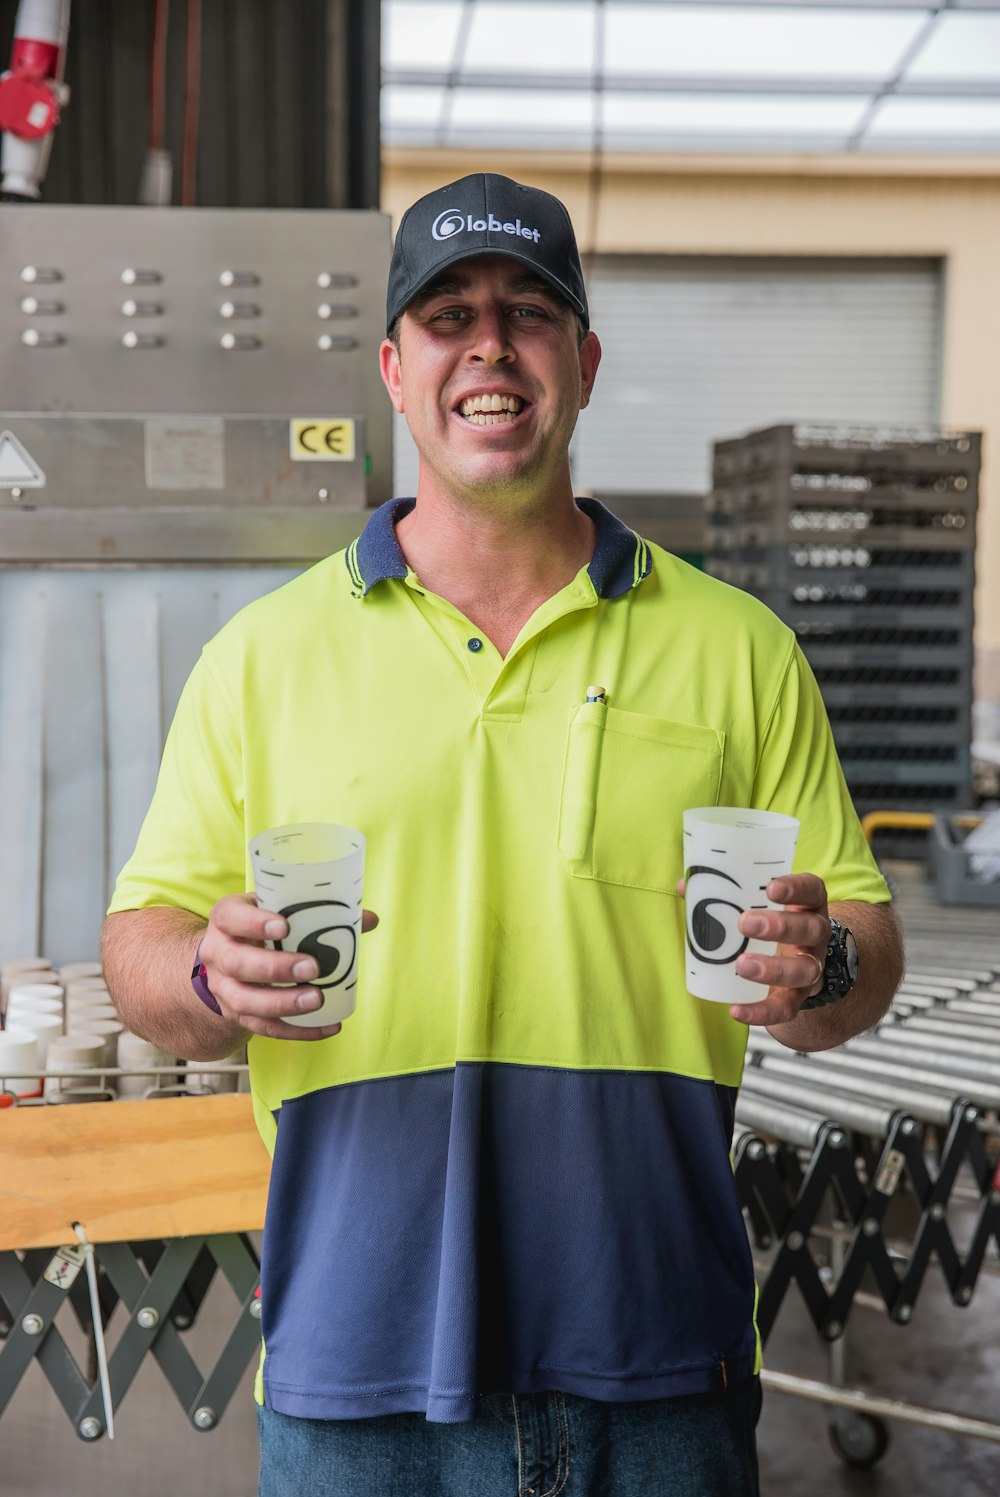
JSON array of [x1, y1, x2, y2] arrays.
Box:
[[603, 5, 925, 81], [601, 91, 867, 136], [462, 2, 596, 74], [448, 86, 596, 131], [383, 1, 464, 71], [866, 97, 1000, 137], [381, 85, 447, 132], [905, 14, 1000, 80]]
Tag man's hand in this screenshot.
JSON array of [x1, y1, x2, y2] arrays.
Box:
[[728, 873, 829, 1026], [198, 893, 380, 1042]]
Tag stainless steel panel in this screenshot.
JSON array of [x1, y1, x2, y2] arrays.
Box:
[[0, 204, 393, 528]]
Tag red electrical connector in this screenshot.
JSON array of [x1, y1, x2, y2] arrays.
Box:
[[0, 33, 63, 140]]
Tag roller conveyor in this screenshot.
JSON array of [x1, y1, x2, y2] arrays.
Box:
[[733, 860, 1000, 1464]]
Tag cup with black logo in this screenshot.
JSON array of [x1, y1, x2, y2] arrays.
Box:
[[683, 807, 799, 1004], [249, 823, 366, 1029]]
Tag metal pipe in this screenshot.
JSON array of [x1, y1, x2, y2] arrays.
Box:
[[883, 1028, 1000, 1061], [847, 1036, 1000, 1086], [799, 1047, 1000, 1112], [734, 1093, 830, 1151], [757, 1053, 958, 1127], [761, 1369, 1000, 1444], [740, 1066, 895, 1138]]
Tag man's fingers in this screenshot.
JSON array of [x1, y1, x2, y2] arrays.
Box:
[[361, 909, 379, 932], [765, 873, 827, 911], [211, 892, 288, 943], [235, 1014, 343, 1043], [729, 989, 805, 1026], [739, 910, 830, 947], [735, 949, 824, 993]]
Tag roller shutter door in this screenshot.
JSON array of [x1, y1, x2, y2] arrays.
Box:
[[571, 255, 942, 496]]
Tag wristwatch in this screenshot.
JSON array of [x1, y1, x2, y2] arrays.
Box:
[[801, 918, 858, 1010]]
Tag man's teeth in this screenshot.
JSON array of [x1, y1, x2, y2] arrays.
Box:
[[459, 394, 524, 424]]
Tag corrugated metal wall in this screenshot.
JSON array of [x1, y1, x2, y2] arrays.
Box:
[[0, 0, 379, 208], [0, 568, 299, 964]]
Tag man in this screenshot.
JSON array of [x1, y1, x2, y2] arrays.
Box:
[[103, 173, 902, 1496]]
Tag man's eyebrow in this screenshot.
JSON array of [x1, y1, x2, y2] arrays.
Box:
[[408, 272, 565, 313], [408, 276, 471, 312]]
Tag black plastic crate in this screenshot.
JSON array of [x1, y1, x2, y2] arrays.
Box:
[[712, 424, 981, 482], [831, 719, 970, 748]]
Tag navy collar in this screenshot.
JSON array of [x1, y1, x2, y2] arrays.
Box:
[[346, 497, 652, 601]]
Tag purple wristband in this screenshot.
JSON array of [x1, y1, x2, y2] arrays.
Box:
[[191, 939, 223, 1016]]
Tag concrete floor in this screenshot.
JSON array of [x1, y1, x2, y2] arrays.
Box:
[[3, 1232, 998, 1497]]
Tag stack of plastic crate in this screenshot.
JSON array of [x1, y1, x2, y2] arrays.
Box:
[[707, 424, 980, 859]]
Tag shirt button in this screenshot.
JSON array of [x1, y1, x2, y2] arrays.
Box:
[[467, 637, 483, 652]]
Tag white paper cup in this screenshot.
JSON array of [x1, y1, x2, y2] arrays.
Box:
[[116, 1031, 175, 1098], [8, 982, 64, 1006], [67, 1018, 122, 1069], [2, 958, 55, 1006], [65, 978, 111, 998], [250, 822, 365, 1028], [58, 962, 103, 982], [65, 999, 116, 1023], [683, 806, 800, 1005], [7, 995, 64, 1023], [44, 1033, 107, 1101], [7, 1011, 63, 1066], [0, 1028, 42, 1099]]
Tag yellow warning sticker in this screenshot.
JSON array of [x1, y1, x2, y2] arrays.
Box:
[[290, 419, 356, 462]]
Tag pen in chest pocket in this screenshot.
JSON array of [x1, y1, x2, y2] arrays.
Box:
[[585, 685, 607, 705]]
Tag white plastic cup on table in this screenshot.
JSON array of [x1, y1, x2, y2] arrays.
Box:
[[250, 822, 366, 1029], [66, 997, 117, 1023], [185, 1059, 241, 1094], [2, 958, 55, 1007], [116, 1031, 176, 1098], [7, 1011, 63, 1067], [69, 1018, 123, 1070], [7, 996, 63, 1024], [8, 981, 64, 1007], [0, 1028, 42, 1103], [683, 806, 800, 1005], [58, 962, 103, 983], [44, 1033, 107, 1102]]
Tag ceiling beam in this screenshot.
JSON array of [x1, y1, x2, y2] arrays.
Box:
[[383, 69, 1000, 98]]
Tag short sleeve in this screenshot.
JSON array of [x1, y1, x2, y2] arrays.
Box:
[[108, 648, 247, 918], [752, 642, 891, 907]]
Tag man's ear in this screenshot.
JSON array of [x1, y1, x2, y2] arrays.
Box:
[[379, 337, 405, 414], [578, 331, 602, 410]]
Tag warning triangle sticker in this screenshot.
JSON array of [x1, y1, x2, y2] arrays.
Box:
[[0, 430, 45, 487]]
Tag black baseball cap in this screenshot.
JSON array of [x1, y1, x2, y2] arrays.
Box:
[[386, 173, 589, 335]]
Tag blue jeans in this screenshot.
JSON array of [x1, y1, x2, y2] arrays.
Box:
[[257, 1378, 762, 1496]]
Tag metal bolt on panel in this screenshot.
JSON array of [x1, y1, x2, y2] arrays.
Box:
[[21, 1313, 44, 1335], [79, 1417, 102, 1440], [137, 1306, 159, 1329], [193, 1406, 217, 1430], [249, 1298, 262, 1320], [786, 1231, 805, 1251]]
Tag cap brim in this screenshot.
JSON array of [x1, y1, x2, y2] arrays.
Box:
[[387, 242, 588, 334]]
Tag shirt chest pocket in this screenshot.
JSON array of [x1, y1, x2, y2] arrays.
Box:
[[557, 703, 724, 895]]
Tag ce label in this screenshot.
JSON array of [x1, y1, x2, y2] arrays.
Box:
[[290, 418, 356, 462]]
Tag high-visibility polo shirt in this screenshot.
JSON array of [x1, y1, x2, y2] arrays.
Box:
[[110, 497, 890, 1423]]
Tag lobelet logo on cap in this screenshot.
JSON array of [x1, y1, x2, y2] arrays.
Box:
[[431, 208, 541, 245]]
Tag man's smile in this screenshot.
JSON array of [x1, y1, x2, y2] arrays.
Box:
[[452, 391, 531, 429]]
